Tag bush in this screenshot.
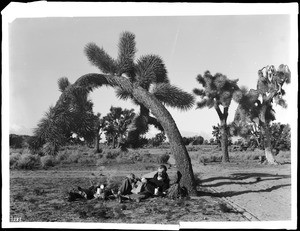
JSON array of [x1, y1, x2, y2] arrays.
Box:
[[9, 134, 24, 149], [17, 153, 41, 170], [156, 153, 170, 164], [42, 142, 58, 156], [191, 136, 204, 145], [104, 149, 121, 159], [78, 156, 95, 165], [66, 151, 81, 163], [10, 153, 22, 169], [40, 155, 56, 169], [56, 150, 70, 163]]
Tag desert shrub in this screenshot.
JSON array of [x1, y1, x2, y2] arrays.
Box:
[[156, 153, 170, 164], [42, 142, 59, 156], [191, 136, 204, 145], [78, 156, 95, 165], [40, 155, 56, 169], [188, 152, 199, 161], [147, 132, 166, 147], [276, 151, 291, 160], [10, 153, 22, 169], [186, 145, 198, 152], [197, 154, 222, 163], [116, 150, 140, 163], [66, 151, 82, 163], [182, 137, 194, 145], [242, 152, 261, 160], [9, 134, 24, 149], [139, 152, 157, 163], [16, 153, 41, 170], [103, 149, 122, 159], [56, 150, 70, 163], [96, 157, 111, 166]]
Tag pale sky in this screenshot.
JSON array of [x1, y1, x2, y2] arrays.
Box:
[[5, 3, 298, 140]]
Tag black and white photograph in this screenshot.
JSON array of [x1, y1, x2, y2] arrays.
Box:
[[2, 2, 298, 230]]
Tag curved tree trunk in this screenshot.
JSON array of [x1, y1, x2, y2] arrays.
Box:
[[132, 87, 197, 194], [220, 120, 230, 162], [55, 73, 197, 194]]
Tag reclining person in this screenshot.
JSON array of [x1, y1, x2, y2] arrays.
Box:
[[117, 165, 170, 201], [118, 173, 138, 196]]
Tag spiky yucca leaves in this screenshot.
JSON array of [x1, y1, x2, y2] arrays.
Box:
[[152, 83, 195, 111], [233, 64, 291, 165], [117, 31, 136, 78], [33, 76, 101, 153], [194, 71, 240, 162], [57, 77, 71, 92], [33, 106, 67, 154], [84, 43, 117, 74], [84, 32, 193, 147], [194, 71, 239, 109], [46, 31, 196, 193], [135, 55, 169, 88]]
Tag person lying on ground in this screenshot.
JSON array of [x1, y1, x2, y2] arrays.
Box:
[[117, 165, 170, 202], [67, 182, 114, 201]]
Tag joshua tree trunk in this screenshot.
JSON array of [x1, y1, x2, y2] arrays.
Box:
[[259, 102, 278, 165], [57, 73, 197, 194], [220, 120, 230, 162], [132, 87, 197, 194], [95, 132, 100, 153], [261, 122, 278, 165], [215, 105, 230, 162]]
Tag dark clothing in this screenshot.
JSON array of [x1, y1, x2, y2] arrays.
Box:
[[119, 171, 170, 198], [78, 186, 97, 200], [148, 172, 170, 193], [119, 177, 134, 195]]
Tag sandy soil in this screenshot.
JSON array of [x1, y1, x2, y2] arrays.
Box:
[[195, 161, 291, 221], [9, 158, 291, 223]]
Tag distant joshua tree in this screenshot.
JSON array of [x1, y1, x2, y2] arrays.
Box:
[[232, 64, 291, 164], [102, 106, 135, 149], [194, 71, 239, 162], [51, 31, 197, 193]]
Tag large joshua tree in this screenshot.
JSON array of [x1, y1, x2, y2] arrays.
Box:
[[52, 31, 196, 193], [193, 71, 239, 162], [233, 64, 291, 164], [32, 77, 98, 155]]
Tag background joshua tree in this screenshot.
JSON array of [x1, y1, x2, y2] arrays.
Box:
[[94, 112, 106, 153], [232, 64, 291, 164], [102, 106, 135, 149], [49, 31, 196, 193], [32, 77, 99, 155], [193, 71, 239, 162]]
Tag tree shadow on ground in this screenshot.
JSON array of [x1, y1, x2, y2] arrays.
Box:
[[200, 172, 290, 188], [200, 172, 290, 183], [198, 183, 291, 198]]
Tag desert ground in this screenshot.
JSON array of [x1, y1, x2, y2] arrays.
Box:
[[9, 145, 291, 224]]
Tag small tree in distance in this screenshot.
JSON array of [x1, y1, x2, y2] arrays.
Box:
[[194, 71, 239, 162], [102, 106, 135, 148]]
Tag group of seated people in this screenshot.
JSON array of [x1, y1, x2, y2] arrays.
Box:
[[68, 165, 176, 202], [117, 165, 171, 202]]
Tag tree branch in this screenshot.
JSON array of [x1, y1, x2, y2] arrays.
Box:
[[214, 103, 223, 120]]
